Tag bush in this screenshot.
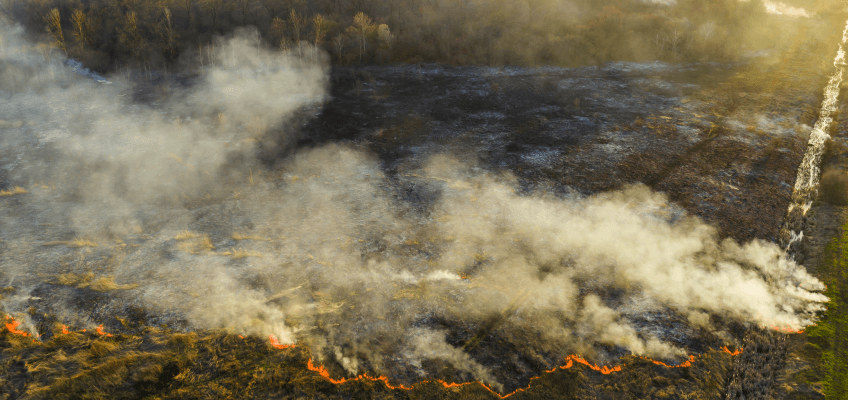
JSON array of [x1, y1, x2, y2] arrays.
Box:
[[823, 138, 848, 163], [819, 168, 848, 205]]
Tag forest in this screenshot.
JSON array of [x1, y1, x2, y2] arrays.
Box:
[[0, 0, 829, 72]]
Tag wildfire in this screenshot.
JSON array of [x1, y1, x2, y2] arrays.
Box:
[[96, 325, 112, 337], [722, 346, 744, 356], [773, 326, 804, 334], [760, 324, 805, 334], [268, 334, 296, 349], [306, 358, 413, 389], [4, 316, 29, 336], [0, 314, 769, 398], [639, 355, 696, 368], [302, 351, 741, 398]]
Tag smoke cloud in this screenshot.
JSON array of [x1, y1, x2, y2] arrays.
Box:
[[0, 13, 827, 387]]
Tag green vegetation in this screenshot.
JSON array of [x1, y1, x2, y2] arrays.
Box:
[[805, 222, 848, 398]]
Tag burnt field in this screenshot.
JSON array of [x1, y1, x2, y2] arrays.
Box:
[[304, 60, 815, 244], [0, 15, 843, 400]]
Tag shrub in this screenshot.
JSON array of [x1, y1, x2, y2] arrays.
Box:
[[819, 168, 848, 205]]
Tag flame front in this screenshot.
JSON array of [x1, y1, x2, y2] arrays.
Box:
[[0, 314, 765, 398], [4, 318, 28, 336], [302, 352, 741, 398], [96, 325, 112, 337], [268, 334, 295, 349]]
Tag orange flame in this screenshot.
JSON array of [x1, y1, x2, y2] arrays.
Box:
[[268, 334, 296, 349], [4, 319, 29, 336], [0, 314, 758, 398], [639, 354, 696, 368], [95, 325, 112, 337], [772, 326, 804, 334], [306, 358, 413, 389], [304, 354, 684, 398]]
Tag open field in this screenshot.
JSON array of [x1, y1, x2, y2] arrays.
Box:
[[2, 5, 847, 400]]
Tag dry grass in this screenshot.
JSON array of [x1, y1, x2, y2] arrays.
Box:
[[50, 273, 137, 292], [42, 238, 98, 248], [167, 153, 195, 170], [85, 277, 138, 292], [217, 248, 262, 260], [0, 186, 28, 197], [232, 233, 271, 241], [0, 119, 24, 129], [0, 316, 740, 400], [174, 231, 201, 241], [175, 231, 215, 254]]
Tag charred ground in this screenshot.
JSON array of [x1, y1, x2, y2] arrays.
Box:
[[1, 13, 846, 400]]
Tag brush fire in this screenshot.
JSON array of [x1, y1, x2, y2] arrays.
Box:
[[0, 4, 842, 400]]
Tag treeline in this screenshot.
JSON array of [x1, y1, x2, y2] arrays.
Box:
[[0, 0, 834, 73]]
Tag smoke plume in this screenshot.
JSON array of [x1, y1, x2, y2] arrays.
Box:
[[0, 14, 827, 387]]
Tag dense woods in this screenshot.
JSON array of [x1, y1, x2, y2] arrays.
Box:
[[1, 0, 836, 73]]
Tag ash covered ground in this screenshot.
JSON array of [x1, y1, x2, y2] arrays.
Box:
[[0, 16, 841, 400]]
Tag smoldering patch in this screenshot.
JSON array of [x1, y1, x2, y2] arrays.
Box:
[[0, 14, 828, 394]]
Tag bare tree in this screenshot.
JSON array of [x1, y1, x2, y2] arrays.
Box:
[[71, 9, 91, 51], [288, 9, 304, 43], [202, 0, 224, 31], [312, 13, 328, 46], [231, 0, 254, 25], [333, 33, 345, 61], [348, 12, 374, 62], [668, 28, 683, 61], [258, 0, 283, 21], [45, 8, 66, 52], [377, 23, 394, 52], [156, 7, 179, 61], [120, 11, 147, 61], [183, 0, 195, 27], [699, 21, 716, 45], [271, 16, 287, 47]]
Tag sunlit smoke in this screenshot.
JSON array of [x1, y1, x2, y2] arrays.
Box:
[[0, 10, 829, 389], [762, 1, 812, 18]]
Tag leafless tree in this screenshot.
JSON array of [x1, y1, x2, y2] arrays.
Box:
[[120, 11, 147, 61], [71, 9, 91, 51], [288, 9, 304, 43], [45, 8, 66, 52], [183, 0, 195, 27], [156, 7, 179, 61], [201, 0, 224, 31], [348, 12, 374, 62], [258, 0, 283, 21], [333, 34, 345, 61]]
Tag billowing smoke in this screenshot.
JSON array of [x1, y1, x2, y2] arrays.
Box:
[[761, 1, 813, 18], [0, 13, 827, 388]]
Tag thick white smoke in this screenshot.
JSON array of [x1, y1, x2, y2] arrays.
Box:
[[0, 14, 827, 387]]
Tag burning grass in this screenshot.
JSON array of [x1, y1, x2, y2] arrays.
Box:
[[1, 314, 749, 400]]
